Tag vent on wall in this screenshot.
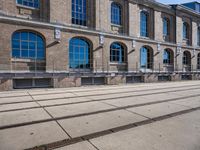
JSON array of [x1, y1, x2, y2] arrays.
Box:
[[81, 77, 105, 86], [13, 78, 52, 89], [158, 75, 171, 82], [126, 76, 144, 84], [181, 75, 192, 80]]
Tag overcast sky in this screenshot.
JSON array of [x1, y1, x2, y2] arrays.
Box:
[[157, 0, 196, 4]]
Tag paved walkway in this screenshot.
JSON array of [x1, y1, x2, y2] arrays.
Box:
[[0, 81, 200, 150]]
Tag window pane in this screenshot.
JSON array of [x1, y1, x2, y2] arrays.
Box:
[[29, 33, 37, 41], [110, 43, 124, 63], [12, 49, 20, 57], [29, 50, 36, 58], [111, 3, 121, 25], [12, 31, 45, 60], [140, 12, 148, 37], [21, 32, 29, 40], [12, 40, 20, 49], [69, 38, 90, 69], [17, 0, 40, 8], [21, 50, 29, 57], [140, 47, 147, 68], [12, 32, 20, 40], [71, 0, 87, 26]]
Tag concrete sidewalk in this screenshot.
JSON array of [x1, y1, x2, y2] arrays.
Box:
[[0, 81, 200, 150]]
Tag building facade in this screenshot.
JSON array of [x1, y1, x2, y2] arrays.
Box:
[[0, 0, 200, 90]]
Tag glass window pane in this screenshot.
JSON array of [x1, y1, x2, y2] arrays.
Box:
[[29, 50, 36, 58], [111, 3, 121, 25], [21, 50, 29, 57], [21, 42, 28, 49], [21, 32, 28, 41], [12, 32, 20, 40], [69, 38, 90, 69], [12, 31, 45, 60], [17, 0, 39, 8], [12, 49, 20, 57], [140, 12, 148, 37], [12, 40, 20, 49], [71, 0, 87, 26], [29, 33, 37, 41], [110, 42, 124, 63]]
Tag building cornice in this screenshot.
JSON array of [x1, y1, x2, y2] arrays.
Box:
[[0, 14, 199, 51]]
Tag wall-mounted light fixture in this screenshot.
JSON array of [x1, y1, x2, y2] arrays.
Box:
[[193, 48, 196, 57], [132, 40, 136, 48], [157, 43, 161, 53], [54, 28, 61, 43], [99, 34, 105, 46]]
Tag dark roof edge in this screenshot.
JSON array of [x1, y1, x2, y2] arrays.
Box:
[[174, 4, 200, 17]]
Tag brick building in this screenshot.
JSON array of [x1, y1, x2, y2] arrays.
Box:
[[0, 0, 200, 90]]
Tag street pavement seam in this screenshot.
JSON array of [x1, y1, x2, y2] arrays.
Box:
[[100, 101, 152, 119], [87, 140, 101, 150], [1, 82, 198, 98], [27, 91, 72, 139], [0, 84, 199, 105], [0, 93, 200, 130], [0, 85, 199, 111], [26, 107, 200, 150]]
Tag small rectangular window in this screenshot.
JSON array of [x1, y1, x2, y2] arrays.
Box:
[[16, 0, 40, 9]]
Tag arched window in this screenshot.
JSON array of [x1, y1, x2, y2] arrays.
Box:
[[163, 18, 170, 36], [197, 53, 200, 69], [182, 51, 191, 65], [110, 42, 125, 63], [140, 46, 153, 69], [69, 38, 91, 69], [12, 31, 45, 60], [198, 27, 200, 46], [16, 0, 39, 8], [111, 3, 122, 25], [72, 0, 87, 26], [183, 22, 189, 39], [163, 49, 173, 65], [140, 11, 149, 37]]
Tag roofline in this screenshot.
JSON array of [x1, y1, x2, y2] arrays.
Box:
[[129, 0, 172, 9], [172, 4, 200, 17], [181, 1, 200, 5]]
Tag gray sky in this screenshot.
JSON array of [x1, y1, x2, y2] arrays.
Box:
[[157, 0, 197, 4]]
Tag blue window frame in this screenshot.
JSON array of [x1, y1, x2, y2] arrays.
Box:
[[183, 22, 189, 39], [163, 18, 170, 36], [163, 49, 173, 65], [140, 47, 153, 69], [111, 3, 122, 25], [72, 0, 87, 26], [69, 38, 91, 69], [110, 43, 125, 63], [140, 11, 148, 37], [16, 0, 39, 8], [12, 31, 45, 60]]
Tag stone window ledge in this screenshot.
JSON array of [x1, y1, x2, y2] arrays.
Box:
[[110, 62, 127, 65], [16, 4, 39, 11], [11, 58, 45, 63]]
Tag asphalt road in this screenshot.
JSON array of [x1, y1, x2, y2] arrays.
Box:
[[0, 81, 200, 150]]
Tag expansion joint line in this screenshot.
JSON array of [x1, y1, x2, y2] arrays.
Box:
[[27, 92, 72, 139]]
